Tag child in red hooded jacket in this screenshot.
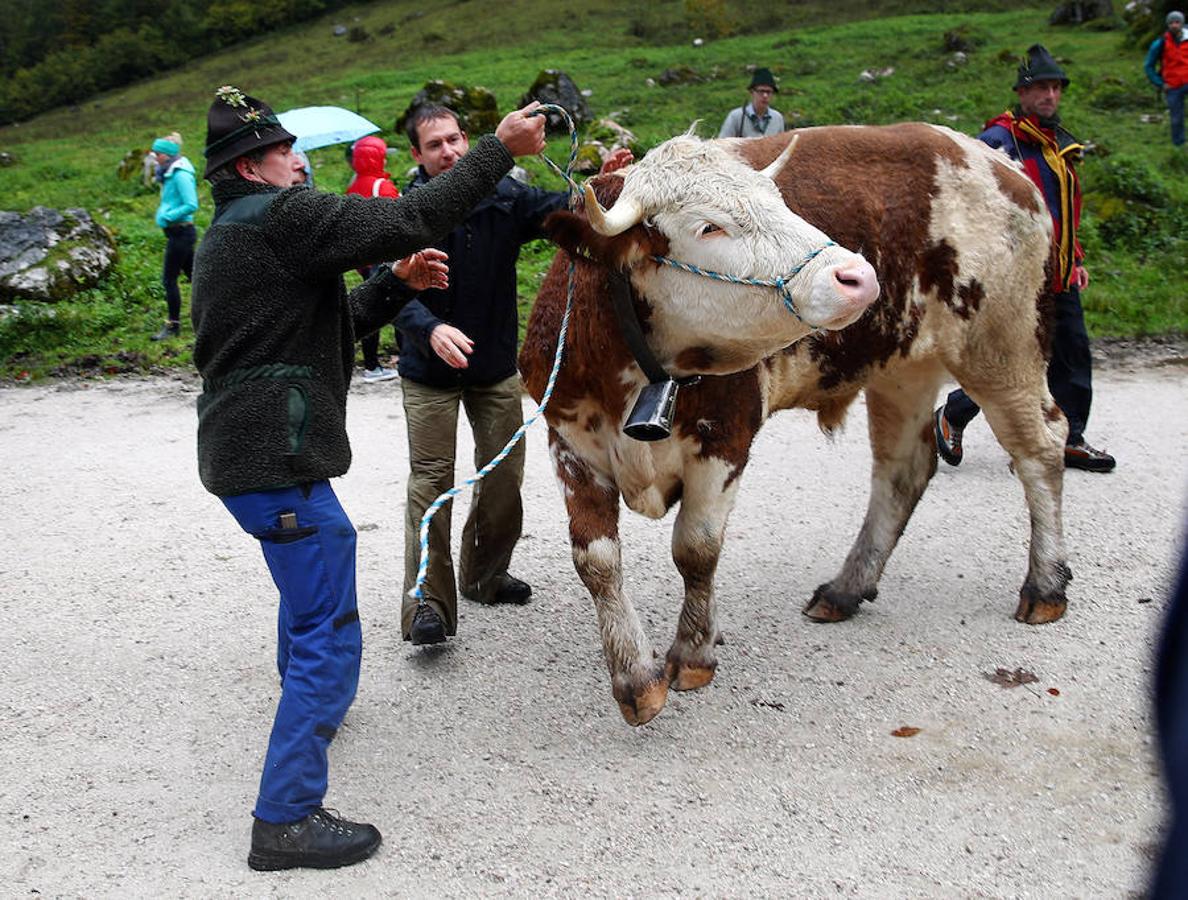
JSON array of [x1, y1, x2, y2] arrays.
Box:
[[346, 135, 402, 382]]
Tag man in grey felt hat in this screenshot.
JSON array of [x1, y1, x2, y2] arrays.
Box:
[[190, 84, 546, 872], [718, 67, 785, 138]]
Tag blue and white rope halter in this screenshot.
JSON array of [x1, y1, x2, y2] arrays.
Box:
[[649, 241, 836, 321]]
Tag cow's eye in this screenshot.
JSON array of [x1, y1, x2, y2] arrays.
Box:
[[700, 222, 723, 236]]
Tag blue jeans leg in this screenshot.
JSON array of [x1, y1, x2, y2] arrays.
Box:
[[221, 481, 362, 824], [1169, 84, 1187, 148]]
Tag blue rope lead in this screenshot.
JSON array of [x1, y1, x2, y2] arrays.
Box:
[[410, 103, 580, 606], [650, 241, 836, 321]]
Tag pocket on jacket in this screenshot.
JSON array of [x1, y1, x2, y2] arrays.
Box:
[[287, 384, 309, 455]]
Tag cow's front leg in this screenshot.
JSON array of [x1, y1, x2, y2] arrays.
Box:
[[665, 460, 738, 691], [551, 430, 667, 725], [805, 373, 941, 622]]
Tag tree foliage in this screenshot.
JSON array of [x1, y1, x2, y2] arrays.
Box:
[[0, 0, 360, 122]]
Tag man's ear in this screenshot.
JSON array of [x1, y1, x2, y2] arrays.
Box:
[[409, 145, 422, 164], [234, 155, 257, 181]]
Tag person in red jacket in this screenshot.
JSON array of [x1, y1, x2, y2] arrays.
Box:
[[1145, 11, 1188, 148], [346, 135, 402, 382]]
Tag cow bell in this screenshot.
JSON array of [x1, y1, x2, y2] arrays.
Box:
[[624, 379, 680, 442]]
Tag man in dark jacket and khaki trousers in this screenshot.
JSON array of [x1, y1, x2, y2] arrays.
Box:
[[396, 104, 632, 646], [190, 85, 545, 872]]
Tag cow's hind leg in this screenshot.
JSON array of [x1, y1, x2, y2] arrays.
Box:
[[977, 391, 1070, 623], [804, 371, 943, 622], [551, 431, 668, 726], [665, 460, 739, 691]]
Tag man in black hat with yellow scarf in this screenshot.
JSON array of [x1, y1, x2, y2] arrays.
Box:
[[934, 44, 1116, 473], [190, 84, 545, 872]]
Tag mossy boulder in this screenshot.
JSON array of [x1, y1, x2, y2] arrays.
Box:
[[0, 207, 117, 302], [519, 70, 591, 131], [394, 81, 501, 140]]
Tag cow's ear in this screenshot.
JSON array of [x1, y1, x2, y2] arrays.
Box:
[[544, 211, 662, 269]]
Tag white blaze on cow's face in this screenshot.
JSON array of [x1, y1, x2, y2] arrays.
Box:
[[584, 133, 878, 374]]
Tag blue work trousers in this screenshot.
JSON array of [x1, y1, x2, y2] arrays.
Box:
[[221, 481, 362, 824]]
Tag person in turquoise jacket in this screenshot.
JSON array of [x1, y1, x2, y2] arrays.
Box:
[[150, 134, 199, 341]]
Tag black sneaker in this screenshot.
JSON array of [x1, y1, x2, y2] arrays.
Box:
[[933, 406, 963, 467], [1065, 440, 1116, 472], [248, 808, 381, 871], [150, 322, 180, 342], [492, 573, 532, 605], [409, 605, 446, 645]]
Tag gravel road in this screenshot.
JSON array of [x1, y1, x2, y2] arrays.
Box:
[[2, 345, 1185, 897]]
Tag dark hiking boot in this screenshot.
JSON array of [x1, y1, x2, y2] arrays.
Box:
[[409, 604, 446, 645], [150, 321, 180, 341], [933, 406, 964, 467], [491, 573, 532, 605], [1064, 440, 1116, 473], [248, 808, 381, 871]]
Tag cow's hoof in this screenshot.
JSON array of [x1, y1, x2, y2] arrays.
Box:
[[803, 583, 867, 622], [614, 676, 669, 726], [1014, 590, 1067, 624], [665, 658, 717, 692], [1015, 567, 1070, 624]]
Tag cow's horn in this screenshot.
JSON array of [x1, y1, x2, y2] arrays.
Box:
[[583, 182, 644, 236], [760, 133, 799, 181]]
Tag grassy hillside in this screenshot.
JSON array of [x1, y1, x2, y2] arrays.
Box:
[[0, 0, 1182, 378]]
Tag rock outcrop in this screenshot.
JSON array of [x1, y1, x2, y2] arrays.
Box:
[[0, 207, 117, 302]]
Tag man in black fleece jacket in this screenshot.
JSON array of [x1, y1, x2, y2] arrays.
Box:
[[190, 85, 545, 872]]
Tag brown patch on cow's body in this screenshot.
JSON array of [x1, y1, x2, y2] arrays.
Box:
[[1034, 257, 1058, 360], [521, 256, 636, 428], [550, 430, 620, 551], [919, 241, 959, 306], [954, 278, 985, 320], [993, 160, 1043, 214], [675, 346, 716, 371], [734, 125, 970, 390], [674, 367, 764, 486]]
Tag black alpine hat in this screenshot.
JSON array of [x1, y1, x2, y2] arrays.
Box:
[[748, 67, 778, 93], [202, 85, 296, 179], [1014, 44, 1069, 90]]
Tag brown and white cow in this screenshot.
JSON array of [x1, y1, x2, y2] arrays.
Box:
[[519, 124, 1068, 726]]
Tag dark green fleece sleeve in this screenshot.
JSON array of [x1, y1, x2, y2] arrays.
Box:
[[349, 265, 414, 338], [268, 134, 514, 279]]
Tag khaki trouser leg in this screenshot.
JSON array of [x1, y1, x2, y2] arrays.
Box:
[[459, 376, 526, 603], [401, 379, 462, 638]]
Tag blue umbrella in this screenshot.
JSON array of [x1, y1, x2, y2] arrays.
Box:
[[276, 106, 381, 153]]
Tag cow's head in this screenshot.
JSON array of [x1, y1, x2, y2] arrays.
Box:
[[548, 132, 879, 376]]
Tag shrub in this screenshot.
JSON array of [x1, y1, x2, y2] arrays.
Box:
[[683, 0, 736, 39]]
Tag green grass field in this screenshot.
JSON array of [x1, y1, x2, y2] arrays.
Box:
[[0, 0, 1182, 378]]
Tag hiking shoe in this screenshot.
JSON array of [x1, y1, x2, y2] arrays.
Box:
[[1064, 440, 1116, 472], [491, 573, 532, 605], [409, 605, 446, 645], [361, 367, 399, 383], [150, 322, 180, 342], [247, 808, 382, 871], [933, 406, 963, 467]]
